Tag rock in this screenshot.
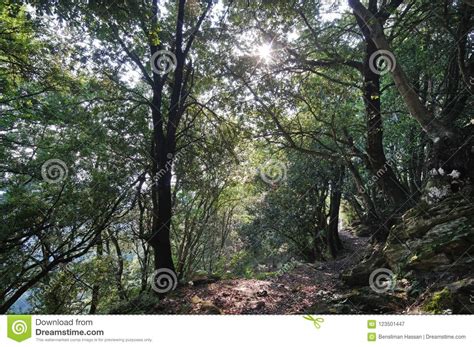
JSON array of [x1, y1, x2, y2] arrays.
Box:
[[316, 290, 330, 296], [191, 295, 202, 304], [407, 252, 451, 271], [422, 278, 474, 314], [191, 295, 222, 314], [400, 278, 409, 286], [447, 278, 474, 313], [337, 192, 473, 314], [384, 193, 474, 274], [338, 288, 405, 314], [341, 246, 387, 286], [308, 287, 405, 314], [290, 285, 302, 293]]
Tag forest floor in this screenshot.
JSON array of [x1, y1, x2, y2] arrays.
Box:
[[155, 230, 371, 314]]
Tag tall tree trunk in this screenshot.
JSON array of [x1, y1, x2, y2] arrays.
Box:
[[110, 233, 127, 300], [89, 232, 103, 314], [353, 0, 409, 206], [147, 0, 183, 274], [327, 165, 345, 258], [349, 0, 459, 144], [150, 164, 175, 271], [349, 0, 472, 191], [149, 120, 175, 271], [147, 0, 212, 276], [363, 39, 409, 206]]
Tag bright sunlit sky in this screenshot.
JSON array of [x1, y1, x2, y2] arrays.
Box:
[[26, 1, 350, 86], [248, 1, 349, 64], [255, 43, 273, 64]]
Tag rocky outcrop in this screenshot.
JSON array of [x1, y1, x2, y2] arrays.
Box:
[[384, 192, 474, 276], [342, 191, 474, 313], [422, 278, 474, 314]]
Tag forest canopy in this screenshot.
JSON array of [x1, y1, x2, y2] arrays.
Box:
[[0, 0, 472, 314]]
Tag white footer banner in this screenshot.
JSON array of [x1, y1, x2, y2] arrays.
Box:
[[1, 315, 472, 346]]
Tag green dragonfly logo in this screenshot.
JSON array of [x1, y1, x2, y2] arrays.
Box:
[[303, 315, 324, 329]]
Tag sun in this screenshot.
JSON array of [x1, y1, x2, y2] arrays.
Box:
[[255, 43, 273, 64]]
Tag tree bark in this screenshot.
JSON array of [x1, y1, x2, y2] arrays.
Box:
[[348, 0, 459, 143], [345, 158, 379, 223], [147, 0, 212, 275], [348, 0, 474, 188], [110, 232, 127, 300], [352, 0, 409, 206], [327, 165, 345, 258], [362, 39, 409, 206], [89, 233, 102, 314]]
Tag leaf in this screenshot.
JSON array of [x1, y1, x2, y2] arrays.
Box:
[[191, 295, 202, 304]]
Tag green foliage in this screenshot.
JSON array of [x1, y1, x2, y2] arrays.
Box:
[[422, 288, 453, 314], [226, 250, 255, 278], [108, 293, 162, 315], [1, 0, 471, 314], [241, 151, 334, 262]]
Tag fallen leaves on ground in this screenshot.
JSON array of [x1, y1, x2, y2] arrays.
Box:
[[154, 230, 371, 314]]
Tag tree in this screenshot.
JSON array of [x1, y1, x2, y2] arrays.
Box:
[[348, 0, 473, 185], [28, 0, 216, 274]]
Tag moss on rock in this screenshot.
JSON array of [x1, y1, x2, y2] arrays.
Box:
[[422, 288, 453, 314], [384, 193, 474, 273]]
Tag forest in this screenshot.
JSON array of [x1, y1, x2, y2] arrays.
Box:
[[0, 0, 473, 315]]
